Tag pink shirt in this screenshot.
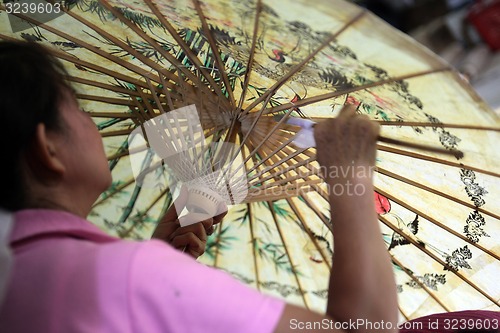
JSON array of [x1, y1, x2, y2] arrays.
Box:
[[0, 209, 285, 333]]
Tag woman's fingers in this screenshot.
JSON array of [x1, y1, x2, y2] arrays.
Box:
[[170, 232, 206, 258], [337, 104, 358, 118], [168, 219, 211, 242], [151, 218, 180, 241]]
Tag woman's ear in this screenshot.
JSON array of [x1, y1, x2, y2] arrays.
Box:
[[30, 123, 66, 175]]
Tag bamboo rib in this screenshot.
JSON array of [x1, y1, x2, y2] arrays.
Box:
[[245, 134, 307, 182], [192, 0, 236, 108], [92, 177, 136, 207], [377, 121, 500, 132], [246, 138, 318, 190], [378, 144, 500, 178], [237, 0, 263, 111], [377, 166, 500, 221], [243, 9, 368, 114], [248, 138, 319, 186], [247, 184, 317, 202], [375, 186, 500, 262], [99, 0, 230, 112], [246, 139, 308, 181], [88, 112, 136, 119], [143, 0, 232, 110], [378, 136, 463, 158], [390, 255, 451, 313], [0, 33, 164, 94], [238, 94, 290, 163], [247, 204, 261, 291], [216, 96, 293, 188], [118, 179, 145, 224], [67, 76, 143, 97], [307, 118, 500, 132], [120, 187, 170, 238], [245, 149, 273, 291], [297, 191, 332, 230], [212, 218, 224, 269], [76, 94, 134, 106], [143, 79, 167, 116], [379, 214, 500, 307], [399, 308, 410, 322], [1, 13, 169, 84], [130, 96, 151, 124], [286, 198, 332, 269], [107, 143, 149, 161], [309, 184, 330, 204], [260, 67, 451, 116], [100, 128, 135, 138], [158, 74, 176, 111], [62, 7, 180, 84], [268, 201, 310, 309], [248, 152, 317, 186]]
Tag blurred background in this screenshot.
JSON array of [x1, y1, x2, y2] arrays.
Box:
[[351, 0, 500, 115]]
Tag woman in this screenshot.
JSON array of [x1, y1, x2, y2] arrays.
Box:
[[0, 40, 398, 332]]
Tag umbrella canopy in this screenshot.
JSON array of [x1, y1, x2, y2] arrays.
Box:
[[1, 0, 499, 320]]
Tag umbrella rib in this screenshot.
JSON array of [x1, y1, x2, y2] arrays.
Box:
[[98, 0, 228, 110], [245, 133, 308, 181], [296, 192, 331, 232], [62, 7, 181, 84], [145, 78, 167, 114], [93, 177, 136, 207], [286, 198, 332, 269], [378, 144, 500, 179], [192, 0, 236, 108], [107, 142, 149, 161], [158, 73, 176, 111], [308, 118, 500, 132], [77, 94, 134, 107], [249, 144, 320, 191], [131, 95, 152, 123], [67, 76, 143, 97], [259, 67, 451, 116], [245, 137, 319, 190], [377, 121, 500, 132], [378, 214, 500, 307], [246, 181, 317, 202], [247, 203, 261, 292], [247, 144, 317, 189], [236, 0, 262, 111], [248, 157, 317, 187], [375, 187, 500, 262], [0, 13, 172, 85], [142, 0, 231, 108], [89, 111, 136, 119], [0, 34, 167, 93], [268, 201, 310, 309], [219, 100, 294, 188], [377, 166, 500, 221], [390, 255, 451, 313], [250, 162, 318, 191], [242, 8, 368, 114]]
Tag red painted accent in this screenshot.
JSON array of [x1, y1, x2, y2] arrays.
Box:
[[374, 192, 391, 215]]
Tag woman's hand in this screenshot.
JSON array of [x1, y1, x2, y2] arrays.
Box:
[[314, 104, 379, 184], [152, 190, 227, 259]]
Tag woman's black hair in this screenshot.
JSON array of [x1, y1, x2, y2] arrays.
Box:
[[0, 40, 72, 211]]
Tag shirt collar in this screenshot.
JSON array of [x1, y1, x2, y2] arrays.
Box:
[[10, 209, 118, 245]]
